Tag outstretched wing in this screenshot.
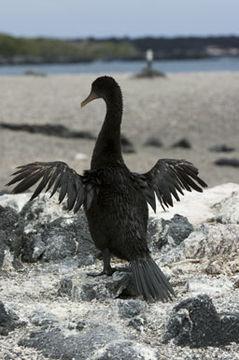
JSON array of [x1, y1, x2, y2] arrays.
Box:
[[135, 159, 207, 212], [7, 161, 88, 212]]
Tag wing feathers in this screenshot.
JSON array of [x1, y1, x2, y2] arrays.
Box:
[[11, 169, 45, 194], [50, 172, 62, 198], [138, 159, 207, 211], [30, 167, 52, 200], [74, 184, 85, 213], [7, 161, 87, 212], [67, 177, 77, 211], [58, 171, 68, 203]]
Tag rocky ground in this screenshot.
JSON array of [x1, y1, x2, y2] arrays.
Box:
[[0, 183, 239, 360]]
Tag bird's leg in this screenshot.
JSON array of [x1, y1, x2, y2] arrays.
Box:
[[100, 250, 131, 273], [102, 248, 115, 275], [87, 248, 114, 277]]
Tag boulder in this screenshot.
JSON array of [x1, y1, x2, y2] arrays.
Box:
[[163, 294, 239, 347], [209, 144, 235, 152], [171, 138, 191, 149], [0, 301, 25, 336], [213, 191, 239, 224]]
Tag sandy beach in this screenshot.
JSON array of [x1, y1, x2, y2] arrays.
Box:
[[0, 72, 239, 190]]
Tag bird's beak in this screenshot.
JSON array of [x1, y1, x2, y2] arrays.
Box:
[[81, 90, 99, 108]]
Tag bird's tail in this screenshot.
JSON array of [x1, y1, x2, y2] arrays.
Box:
[[130, 256, 175, 302]]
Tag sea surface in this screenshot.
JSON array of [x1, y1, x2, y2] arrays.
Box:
[[0, 57, 239, 76]]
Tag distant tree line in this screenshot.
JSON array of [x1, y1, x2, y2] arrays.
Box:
[[0, 33, 239, 65], [129, 36, 239, 59]]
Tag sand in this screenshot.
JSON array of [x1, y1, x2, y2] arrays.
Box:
[[0, 72, 239, 189]]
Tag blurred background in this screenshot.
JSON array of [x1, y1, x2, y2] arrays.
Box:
[[0, 0, 239, 190]]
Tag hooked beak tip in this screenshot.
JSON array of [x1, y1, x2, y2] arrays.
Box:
[[81, 91, 98, 108]]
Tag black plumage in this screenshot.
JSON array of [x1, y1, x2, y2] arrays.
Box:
[[7, 76, 207, 302]]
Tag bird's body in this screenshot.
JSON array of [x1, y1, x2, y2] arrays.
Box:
[[8, 76, 207, 302], [84, 79, 149, 271], [85, 165, 149, 262]]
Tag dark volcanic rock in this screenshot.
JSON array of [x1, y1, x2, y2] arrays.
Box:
[[162, 294, 239, 347], [18, 324, 124, 360], [144, 137, 163, 148], [117, 299, 146, 318], [20, 202, 99, 265], [209, 144, 235, 153], [57, 271, 137, 302], [171, 138, 192, 149], [0, 205, 18, 234], [80, 271, 137, 301], [0, 205, 24, 267], [0, 122, 95, 140], [49, 214, 99, 266], [164, 214, 194, 246], [19, 195, 66, 234], [29, 310, 55, 327], [76, 321, 85, 331], [21, 234, 45, 262], [42, 226, 76, 261], [220, 313, 239, 344], [105, 271, 138, 299], [135, 66, 165, 78], [0, 301, 25, 336], [128, 316, 147, 332], [148, 214, 193, 250], [21, 222, 76, 263], [57, 277, 74, 298], [214, 158, 239, 167]]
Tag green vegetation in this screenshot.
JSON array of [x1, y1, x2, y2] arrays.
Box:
[[1, 33, 238, 64], [0, 34, 139, 62], [75, 40, 139, 60]]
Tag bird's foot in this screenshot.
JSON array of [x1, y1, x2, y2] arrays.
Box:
[[87, 267, 115, 277], [87, 266, 131, 277]]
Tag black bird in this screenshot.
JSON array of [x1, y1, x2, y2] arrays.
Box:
[[7, 76, 207, 302]]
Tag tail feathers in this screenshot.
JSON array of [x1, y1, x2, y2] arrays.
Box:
[[130, 257, 175, 302]]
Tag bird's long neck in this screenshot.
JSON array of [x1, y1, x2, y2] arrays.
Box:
[[91, 89, 123, 169]]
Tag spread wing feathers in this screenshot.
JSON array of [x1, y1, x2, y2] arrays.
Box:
[[7, 161, 92, 212], [139, 159, 207, 211]]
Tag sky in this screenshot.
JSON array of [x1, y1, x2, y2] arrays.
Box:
[[1, 0, 239, 38]]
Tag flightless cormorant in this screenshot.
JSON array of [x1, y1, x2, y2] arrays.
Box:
[[8, 76, 207, 302]]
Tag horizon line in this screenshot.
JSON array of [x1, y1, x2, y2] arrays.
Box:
[[1, 32, 239, 40]]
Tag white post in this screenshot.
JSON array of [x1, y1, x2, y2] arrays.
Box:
[[146, 49, 154, 70]]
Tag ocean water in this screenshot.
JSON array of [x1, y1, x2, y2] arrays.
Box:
[[0, 57, 239, 76]]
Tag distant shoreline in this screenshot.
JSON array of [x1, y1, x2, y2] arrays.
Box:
[[1, 33, 239, 65], [1, 57, 239, 76], [0, 55, 212, 66]]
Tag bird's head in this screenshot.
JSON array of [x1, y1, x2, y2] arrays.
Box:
[[81, 76, 120, 107]]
